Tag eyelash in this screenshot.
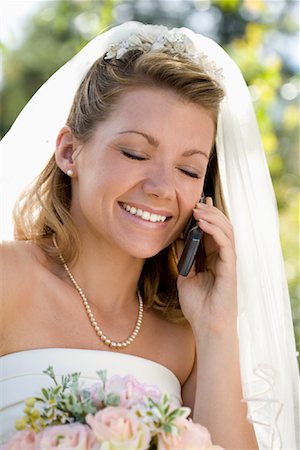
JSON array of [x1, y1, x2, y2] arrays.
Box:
[[121, 150, 146, 161], [180, 169, 200, 179], [121, 150, 200, 179]]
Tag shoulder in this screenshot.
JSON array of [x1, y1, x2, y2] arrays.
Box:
[[1, 238, 46, 257], [0, 240, 47, 319], [0, 239, 47, 275], [0, 240, 48, 355]]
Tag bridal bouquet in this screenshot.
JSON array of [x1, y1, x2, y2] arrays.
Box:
[[2, 367, 223, 450]]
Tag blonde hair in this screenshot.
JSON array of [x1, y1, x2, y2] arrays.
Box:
[[13, 48, 225, 322]]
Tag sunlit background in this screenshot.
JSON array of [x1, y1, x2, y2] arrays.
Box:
[[1, 0, 299, 358]]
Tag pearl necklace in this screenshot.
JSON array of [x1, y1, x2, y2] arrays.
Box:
[[53, 238, 143, 349]]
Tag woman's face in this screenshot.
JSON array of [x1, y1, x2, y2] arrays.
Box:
[[68, 87, 215, 258]]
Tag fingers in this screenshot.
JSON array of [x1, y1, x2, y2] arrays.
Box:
[[196, 219, 235, 259], [193, 201, 235, 245], [192, 200, 236, 267], [204, 196, 213, 207]]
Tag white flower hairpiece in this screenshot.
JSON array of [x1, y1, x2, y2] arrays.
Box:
[[104, 29, 223, 84]]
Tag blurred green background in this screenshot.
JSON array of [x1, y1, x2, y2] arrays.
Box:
[[1, 0, 299, 358]]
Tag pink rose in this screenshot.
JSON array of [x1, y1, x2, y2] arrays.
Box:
[[37, 423, 95, 450], [86, 406, 151, 450], [105, 375, 161, 407], [157, 418, 224, 450], [2, 430, 36, 450]]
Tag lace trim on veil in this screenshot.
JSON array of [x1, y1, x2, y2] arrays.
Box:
[[243, 365, 283, 449]]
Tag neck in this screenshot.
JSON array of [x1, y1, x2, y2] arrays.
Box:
[[57, 233, 145, 314]]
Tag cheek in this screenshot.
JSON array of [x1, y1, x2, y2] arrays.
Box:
[[78, 160, 121, 194], [179, 182, 203, 209], [163, 191, 199, 246], [74, 163, 133, 219], [176, 181, 204, 227]]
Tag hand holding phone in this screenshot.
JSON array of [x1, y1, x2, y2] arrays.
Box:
[[177, 195, 205, 277]]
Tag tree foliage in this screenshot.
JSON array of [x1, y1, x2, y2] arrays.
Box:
[[1, 0, 299, 357]]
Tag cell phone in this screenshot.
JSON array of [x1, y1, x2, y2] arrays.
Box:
[[177, 195, 205, 277]]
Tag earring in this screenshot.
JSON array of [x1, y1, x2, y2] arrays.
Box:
[[66, 169, 74, 177]]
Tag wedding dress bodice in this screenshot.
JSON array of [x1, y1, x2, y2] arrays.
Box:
[[0, 348, 182, 443]]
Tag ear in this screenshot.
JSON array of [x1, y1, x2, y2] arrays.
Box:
[[55, 126, 77, 176]]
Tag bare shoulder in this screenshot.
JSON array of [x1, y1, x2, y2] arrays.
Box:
[[1, 238, 46, 259], [1, 239, 46, 282], [0, 240, 46, 323], [0, 240, 48, 355]]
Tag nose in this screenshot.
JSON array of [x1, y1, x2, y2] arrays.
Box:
[[142, 163, 176, 200]]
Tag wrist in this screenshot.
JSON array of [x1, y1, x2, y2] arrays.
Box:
[[191, 314, 238, 342], [192, 321, 239, 356]]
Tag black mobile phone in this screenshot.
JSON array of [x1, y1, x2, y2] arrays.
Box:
[[177, 195, 205, 277]]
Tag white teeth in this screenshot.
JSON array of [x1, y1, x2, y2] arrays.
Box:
[[141, 211, 150, 220], [150, 213, 158, 222], [122, 203, 167, 223]]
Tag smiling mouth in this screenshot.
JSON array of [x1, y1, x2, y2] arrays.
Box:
[[121, 202, 171, 223]]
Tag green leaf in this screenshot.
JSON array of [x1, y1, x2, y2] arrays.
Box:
[[41, 388, 49, 400], [178, 407, 191, 418], [43, 366, 55, 377], [162, 394, 169, 404], [162, 423, 172, 434], [96, 370, 107, 385], [106, 393, 120, 406], [53, 386, 62, 396], [163, 404, 170, 415], [71, 372, 81, 383], [165, 410, 180, 423], [43, 366, 57, 385], [81, 389, 90, 399]]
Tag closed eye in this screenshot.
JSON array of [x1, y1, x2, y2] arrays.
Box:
[[179, 168, 201, 179], [121, 149, 147, 161], [121, 149, 200, 178]]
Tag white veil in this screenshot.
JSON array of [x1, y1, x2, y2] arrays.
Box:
[[1, 21, 299, 449]]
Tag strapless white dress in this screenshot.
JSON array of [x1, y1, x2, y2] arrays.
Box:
[[0, 348, 182, 444]]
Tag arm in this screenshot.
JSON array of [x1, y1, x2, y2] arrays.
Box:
[[193, 328, 257, 449], [179, 198, 258, 449], [182, 328, 257, 449]]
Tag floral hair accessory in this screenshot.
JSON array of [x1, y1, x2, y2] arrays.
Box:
[[104, 28, 224, 84]]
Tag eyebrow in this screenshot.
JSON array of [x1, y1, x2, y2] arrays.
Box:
[[116, 130, 209, 159], [117, 130, 159, 147]]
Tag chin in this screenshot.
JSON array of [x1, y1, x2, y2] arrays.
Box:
[[130, 249, 165, 260], [122, 242, 170, 260]]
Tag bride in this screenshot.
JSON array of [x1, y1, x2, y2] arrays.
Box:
[[0, 22, 298, 449]]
